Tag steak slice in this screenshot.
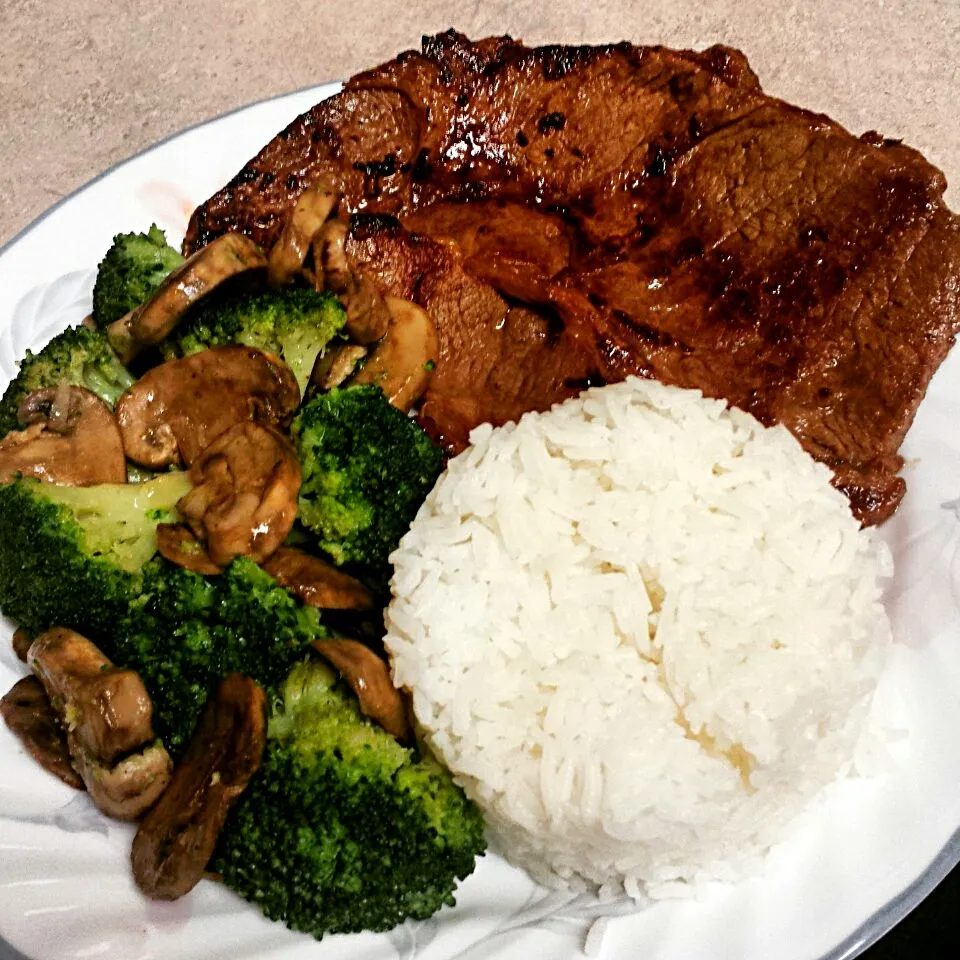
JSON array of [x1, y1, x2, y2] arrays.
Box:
[[185, 30, 960, 525], [345, 215, 598, 451], [186, 35, 766, 251]]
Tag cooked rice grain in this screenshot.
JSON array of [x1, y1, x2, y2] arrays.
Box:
[[385, 379, 891, 897]]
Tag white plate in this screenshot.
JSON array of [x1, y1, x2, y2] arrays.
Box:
[[2, 83, 960, 960]]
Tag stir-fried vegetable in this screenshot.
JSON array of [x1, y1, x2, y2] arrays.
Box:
[[91, 224, 183, 329]]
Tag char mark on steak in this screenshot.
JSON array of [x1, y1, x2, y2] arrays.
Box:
[[184, 30, 960, 526]]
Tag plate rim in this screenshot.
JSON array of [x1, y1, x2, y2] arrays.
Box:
[[0, 82, 956, 960], [820, 824, 960, 960]]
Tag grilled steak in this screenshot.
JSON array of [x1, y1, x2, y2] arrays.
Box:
[[343, 214, 598, 451], [185, 30, 960, 525]]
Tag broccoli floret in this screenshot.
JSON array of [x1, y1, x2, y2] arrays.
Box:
[[215, 660, 485, 936], [0, 325, 135, 439], [34, 472, 192, 572], [161, 287, 347, 394], [0, 476, 323, 750], [119, 557, 324, 749], [292, 386, 443, 575], [0, 473, 190, 632], [91, 224, 184, 328]]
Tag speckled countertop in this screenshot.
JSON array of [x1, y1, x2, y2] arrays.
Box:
[[0, 2, 958, 959], [1, 0, 958, 245]]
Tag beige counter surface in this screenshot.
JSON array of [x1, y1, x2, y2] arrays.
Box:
[[1, 0, 958, 246]]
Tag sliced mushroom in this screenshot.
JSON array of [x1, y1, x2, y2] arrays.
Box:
[[28, 627, 173, 820], [108, 233, 267, 364], [267, 175, 340, 287], [115, 345, 300, 469], [311, 639, 410, 743], [12, 628, 32, 662], [1, 675, 84, 790], [349, 297, 439, 412], [0, 386, 127, 486], [313, 219, 351, 293], [28, 627, 156, 764], [314, 219, 390, 344], [75, 743, 173, 821], [21, 380, 75, 434], [66, 670, 155, 766], [170, 422, 301, 569], [263, 547, 373, 610], [343, 277, 392, 346], [131, 673, 267, 900], [156, 524, 221, 575], [307, 342, 368, 398]]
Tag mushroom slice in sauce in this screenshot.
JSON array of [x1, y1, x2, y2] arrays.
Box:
[[267, 175, 340, 287], [313, 218, 351, 293], [29, 627, 156, 763], [76, 743, 173, 821], [349, 297, 439, 412], [107, 233, 267, 364], [263, 546, 373, 610], [115, 345, 300, 469], [131, 673, 267, 900], [173, 422, 301, 568], [12, 628, 32, 662], [1, 675, 84, 790], [311, 639, 410, 743], [156, 524, 222, 575], [0, 386, 127, 486], [28, 627, 173, 820], [342, 276, 392, 345], [306, 343, 367, 400], [314, 219, 390, 344]]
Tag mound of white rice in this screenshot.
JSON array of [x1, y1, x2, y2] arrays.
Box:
[[385, 378, 892, 898]]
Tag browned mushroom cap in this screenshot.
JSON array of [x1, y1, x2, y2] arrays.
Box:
[[173, 422, 301, 568], [74, 743, 173, 821], [12, 628, 32, 663], [349, 297, 439, 412], [313, 218, 351, 293], [267, 175, 340, 287], [19, 380, 75, 434], [343, 277, 392, 346], [307, 342, 367, 398], [263, 546, 373, 610], [156, 524, 221, 575], [314, 219, 390, 344], [1, 675, 84, 790], [27, 627, 173, 820], [131, 673, 267, 900], [0, 386, 127, 486], [311, 639, 410, 743], [28, 627, 157, 764], [115, 346, 300, 469], [107, 234, 267, 365]]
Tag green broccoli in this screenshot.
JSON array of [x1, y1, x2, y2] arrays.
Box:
[[0, 475, 185, 640], [0, 476, 323, 750], [91, 224, 184, 328], [120, 557, 324, 749], [160, 287, 347, 394], [0, 479, 487, 934], [0, 325, 135, 439], [215, 660, 486, 936], [292, 386, 443, 575]]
